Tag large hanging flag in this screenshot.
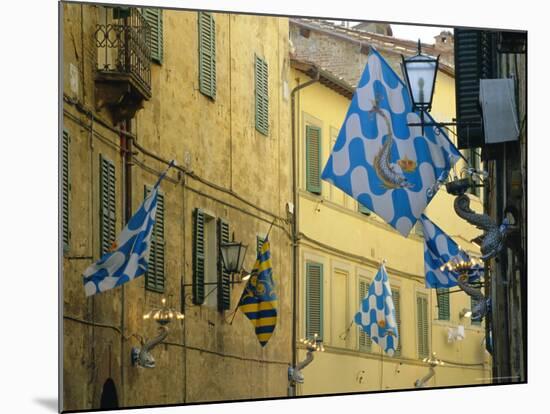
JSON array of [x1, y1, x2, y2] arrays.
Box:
[[321, 48, 461, 237], [420, 214, 483, 289], [354, 263, 399, 356], [83, 161, 175, 296], [238, 236, 277, 347]]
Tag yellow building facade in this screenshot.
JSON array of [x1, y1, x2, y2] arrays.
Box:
[[289, 19, 491, 394], [62, 4, 293, 410]]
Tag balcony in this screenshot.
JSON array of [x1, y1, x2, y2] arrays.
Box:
[[94, 7, 152, 124]]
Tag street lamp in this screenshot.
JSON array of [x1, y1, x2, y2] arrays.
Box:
[[220, 240, 249, 284], [401, 40, 440, 134]]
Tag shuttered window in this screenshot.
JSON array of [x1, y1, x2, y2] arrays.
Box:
[[145, 186, 165, 292], [255, 55, 269, 135], [99, 155, 116, 256], [62, 129, 70, 251], [454, 29, 497, 149], [193, 208, 206, 304], [217, 218, 231, 311], [392, 289, 402, 356], [306, 262, 323, 340], [305, 125, 322, 194], [417, 295, 429, 358], [142, 8, 163, 64], [358, 278, 372, 352], [358, 203, 371, 215], [198, 12, 216, 99], [437, 288, 450, 320], [471, 296, 482, 325]]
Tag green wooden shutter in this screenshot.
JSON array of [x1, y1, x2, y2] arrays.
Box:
[[392, 289, 402, 356], [305, 125, 322, 194], [142, 8, 163, 64], [62, 129, 70, 251], [358, 279, 372, 351], [417, 295, 429, 358], [99, 155, 116, 256], [198, 12, 216, 99], [144, 186, 165, 292], [193, 208, 206, 304], [306, 262, 323, 340], [471, 296, 482, 325], [454, 29, 497, 149], [256, 235, 265, 258], [437, 288, 450, 320], [255, 55, 269, 135], [358, 203, 371, 215], [217, 218, 231, 311]]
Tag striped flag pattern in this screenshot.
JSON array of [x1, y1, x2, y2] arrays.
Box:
[[238, 236, 277, 347]]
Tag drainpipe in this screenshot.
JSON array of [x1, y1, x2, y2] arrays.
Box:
[[289, 68, 319, 397]]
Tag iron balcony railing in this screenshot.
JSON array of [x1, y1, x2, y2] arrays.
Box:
[[94, 7, 152, 99]]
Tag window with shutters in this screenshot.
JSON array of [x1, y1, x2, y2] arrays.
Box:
[[145, 186, 165, 293], [217, 218, 231, 311], [306, 262, 323, 340], [331, 269, 348, 348], [392, 289, 402, 356], [305, 125, 322, 194], [193, 209, 217, 307], [198, 12, 216, 99], [454, 29, 497, 149], [62, 129, 70, 252], [142, 8, 163, 64], [99, 155, 116, 257], [255, 55, 269, 135], [358, 278, 372, 352], [436, 288, 450, 320], [417, 294, 429, 358]]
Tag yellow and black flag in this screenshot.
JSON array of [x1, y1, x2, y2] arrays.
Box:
[[238, 236, 277, 346]]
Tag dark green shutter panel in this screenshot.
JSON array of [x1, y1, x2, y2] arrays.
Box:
[[62, 129, 70, 251], [392, 289, 402, 356], [145, 186, 165, 292], [143, 8, 163, 64], [455, 29, 497, 149], [358, 203, 371, 215], [471, 296, 482, 325], [306, 262, 323, 340], [193, 208, 206, 304], [305, 125, 322, 194], [358, 279, 372, 351], [437, 288, 450, 320], [99, 155, 116, 256], [256, 236, 264, 258], [217, 218, 231, 311], [417, 295, 429, 358], [255, 55, 269, 135], [198, 12, 216, 98], [113, 7, 131, 19]]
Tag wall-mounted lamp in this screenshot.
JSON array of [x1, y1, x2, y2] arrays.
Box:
[[131, 298, 184, 368], [414, 352, 444, 388], [288, 333, 325, 386], [459, 308, 472, 319], [220, 239, 249, 284]]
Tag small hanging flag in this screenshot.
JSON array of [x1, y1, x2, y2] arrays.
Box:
[[354, 262, 399, 356], [321, 48, 461, 237], [82, 161, 175, 296], [237, 236, 277, 347], [420, 214, 483, 289]]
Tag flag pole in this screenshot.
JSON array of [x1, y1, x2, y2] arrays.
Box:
[[153, 159, 176, 189], [226, 218, 276, 325]]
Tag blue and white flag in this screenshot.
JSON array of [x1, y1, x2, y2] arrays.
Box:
[[354, 263, 399, 356], [321, 49, 461, 237], [420, 214, 483, 289], [83, 161, 175, 296]]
